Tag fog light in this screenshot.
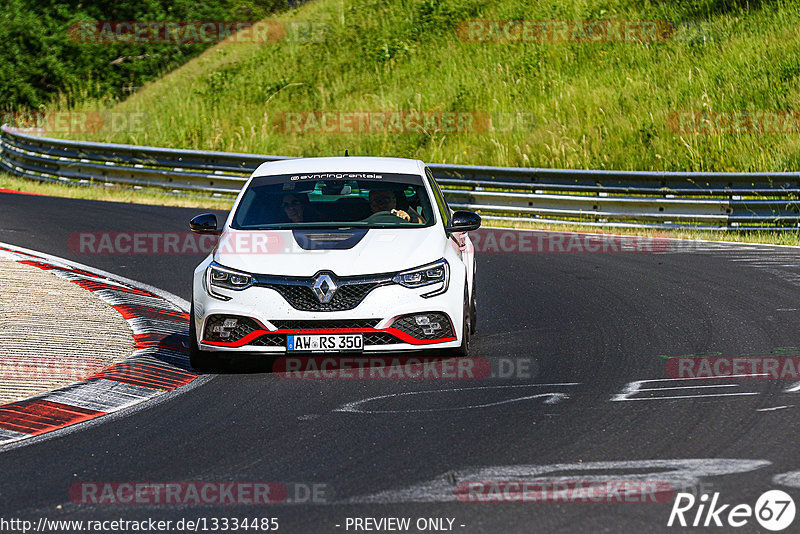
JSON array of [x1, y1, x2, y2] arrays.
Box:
[[391, 312, 454, 341], [203, 314, 261, 343]]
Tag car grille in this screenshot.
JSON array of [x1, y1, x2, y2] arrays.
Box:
[[255, 272, 393, 312], [363, 332, 399, 345], [391, 312, 454, 340], [270, 319, 381, 330], [250, 334, 287, 346]]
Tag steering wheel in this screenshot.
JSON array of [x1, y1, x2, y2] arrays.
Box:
[[364, 211, 407, 224]]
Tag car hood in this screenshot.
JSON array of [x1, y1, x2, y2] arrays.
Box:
[[213, 227, 447, 276]]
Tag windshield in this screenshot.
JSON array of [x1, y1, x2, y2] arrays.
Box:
[[231, 172, 435, 229]]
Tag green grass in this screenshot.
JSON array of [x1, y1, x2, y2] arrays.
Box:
[[16, 0, 800, 244], [47, 0, 800, 173], [0, 173, 234, 209]]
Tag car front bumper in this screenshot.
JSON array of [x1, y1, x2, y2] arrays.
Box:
[[192, 274, 465, 354]]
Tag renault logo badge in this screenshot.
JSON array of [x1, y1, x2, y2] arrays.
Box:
[[312, 274, 338, 303]]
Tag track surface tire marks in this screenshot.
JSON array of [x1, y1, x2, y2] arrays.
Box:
[[1, 192, 800, 532]]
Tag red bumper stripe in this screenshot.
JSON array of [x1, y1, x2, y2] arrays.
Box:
[[203, 328, 457, 348]]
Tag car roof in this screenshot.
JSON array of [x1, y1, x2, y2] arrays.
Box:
[[251, 156, 425, 177]]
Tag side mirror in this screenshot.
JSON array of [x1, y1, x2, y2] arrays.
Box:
[[445, 210, 481, 234], [189, 213, 222, 235]]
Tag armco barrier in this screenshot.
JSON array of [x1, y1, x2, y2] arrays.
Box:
[[2, 125, 799, 229]]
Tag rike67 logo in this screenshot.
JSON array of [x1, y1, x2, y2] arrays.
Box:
[[668, 490, 796, 531]]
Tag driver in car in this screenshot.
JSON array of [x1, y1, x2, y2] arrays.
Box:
[[368, 188, 424, 223]]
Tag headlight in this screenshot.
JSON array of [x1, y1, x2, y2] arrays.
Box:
[[393, 259, 449, 297], [205, 262, 253, 300]]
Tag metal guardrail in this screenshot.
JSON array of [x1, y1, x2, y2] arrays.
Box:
[[2, 125, 800, 230]]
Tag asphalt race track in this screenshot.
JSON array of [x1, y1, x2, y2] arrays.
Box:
[[2, 191, 800, 532]]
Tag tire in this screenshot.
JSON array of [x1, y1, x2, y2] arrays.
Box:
[[469, 269, 477, 334], [188, 302, 221, 371], [448, 288, 471, 357]]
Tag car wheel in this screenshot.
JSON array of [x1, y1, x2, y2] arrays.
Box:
[[189, 302, 221, 371]]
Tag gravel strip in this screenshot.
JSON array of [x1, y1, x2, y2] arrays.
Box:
[[0, 257, 134, 404]]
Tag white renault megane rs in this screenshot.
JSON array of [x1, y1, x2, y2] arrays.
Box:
[[188, 156, 480, 368]]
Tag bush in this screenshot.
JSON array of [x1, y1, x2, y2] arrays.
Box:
[[0, 0, 287, 111]]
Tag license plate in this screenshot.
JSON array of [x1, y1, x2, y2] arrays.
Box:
[[287, 334, 363, 352]]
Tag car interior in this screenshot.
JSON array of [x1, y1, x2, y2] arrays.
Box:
[[234, 180, 431, 227]]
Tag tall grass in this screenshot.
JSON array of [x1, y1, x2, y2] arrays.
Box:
[[51, 0, 800, 172]]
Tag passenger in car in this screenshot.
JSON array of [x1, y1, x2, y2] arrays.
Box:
[[281, 193, 319, 223]]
